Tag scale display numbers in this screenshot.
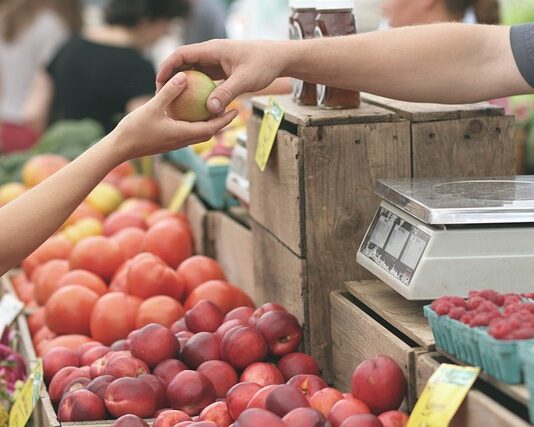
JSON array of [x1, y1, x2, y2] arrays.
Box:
[[359, 206, 430, 286]]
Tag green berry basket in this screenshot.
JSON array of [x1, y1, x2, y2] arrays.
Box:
[[520, 343, 534, 423]]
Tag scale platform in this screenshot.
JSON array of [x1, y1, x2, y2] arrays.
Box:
[[357, 176, 534, 300]]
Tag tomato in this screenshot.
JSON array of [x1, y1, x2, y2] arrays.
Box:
[[57, 269, 107, 296], [69, 236, 124, 281], [142, 219, 192, 268], [110, 228, 145, 260], [109, 260, 131, 293], [184, 280, 255, 314], [45, 285, 99, 335], [39, 335, 94, 357], [177, 255, 227, 296], [103, 211, 147, 237], [135, 295, 185, 328], [103, 161, 136, 186], [118, 198, 159, 218], [117, 175, 160, 201], [33, 259, 70, 305], [90, 292, 143, 345], [28, 307, 46, 337], [22, 235, 72, 278], [62, 202, 105, 229], [146, 209, 190, 229], [126, 253, 186, 301]]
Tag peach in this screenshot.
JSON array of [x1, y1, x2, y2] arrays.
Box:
[[80, 345, 111, 367], [105, 377, 156, 418], [111, 339, 130, 351], [130, 323, 180, 368], [177, 255, 227, 296], [153, 409, 192, 427], [215, 319, 247, 340], [86, 375, 115, 400], [49, 366, 90, 405], [185, 300, 224, 333], [104, 211, 147, 236], [240, 363, 284, 387], [167, 370, 216, 416], [139, 374, 168, 410], [78, 341, 103, 357], [327, 399, 371, 427], [287, 375, 328, 399], [249, 303, 287, 327], [351, 356, 407, 415], [58, 389, 105, 422], [220, 327, 268, 370], [43, 347, 79, 383], [136, 296, 185, 328], [104, 356, 149, 378], [166, 70, 216, 122], [199, 401, 232, 427], [197, 360, 238, 399], [118, 175, 160, 201], [225, 382, 262, 419], [181, 332, 220, 369], [256, 311, 303, 357], [69, 236, 124, 281], [154, 359, 188, 386], [119, 198, 159, 218], [33, 259, 70, 305], [111, 227, 145, 260], [246, 385, 277, 410], [278, 352, 320, 381], [62, 377, 91, 395], [111, 414, 150, 427], [340, 414, 384, 427], [310, 387, 344, 417], [378, 411, 409, 427], [224, 307, 254, 324], [266, 384, 310, 417], [283, 407, 327, 427], [171, 318, 189, 334], [234, 408, 286, 427], [57, 269, 107, 296]]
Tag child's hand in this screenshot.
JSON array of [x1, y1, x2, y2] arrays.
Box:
[[111, 72, 239, 161]]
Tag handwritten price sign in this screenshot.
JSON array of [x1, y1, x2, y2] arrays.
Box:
[[255, 98, 285, 172]]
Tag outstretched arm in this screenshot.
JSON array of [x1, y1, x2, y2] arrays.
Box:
[[0, 73, 238, 275], [157, 23, 532, 114]]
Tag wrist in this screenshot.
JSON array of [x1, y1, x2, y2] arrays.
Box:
[[99, 131, 129, 167], [279, 39, 312, 79]]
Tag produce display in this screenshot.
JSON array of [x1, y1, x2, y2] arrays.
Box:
[[426, 290, 534, 383]]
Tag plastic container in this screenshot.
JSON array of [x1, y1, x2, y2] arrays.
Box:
[[520, 343, 534, 423]]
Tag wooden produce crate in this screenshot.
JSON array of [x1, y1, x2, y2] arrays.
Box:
[[247, 95, 516, 380], [330, 280, 435, 409], [415, 353, 531, 426]]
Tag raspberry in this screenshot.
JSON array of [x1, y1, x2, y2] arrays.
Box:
[[433, 301, 455, 316], [431, 297, 452, 311], [445, 296, 467, 308], [466, 296, 486, 310], [460, 313, 474, 325], [475, 300, 499, 313], [469, 312, 491, 327], [501, 327, 534, 340], [470, 289, 502, 305], [504, 294, 522, 306], [448, 306, 466, 320], [521, 303, 534, 314], [504, 303, 522, 316]]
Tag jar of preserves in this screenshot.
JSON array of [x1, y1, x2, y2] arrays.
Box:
[[315, 0, 360, 109]]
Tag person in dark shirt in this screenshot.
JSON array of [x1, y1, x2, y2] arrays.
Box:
[[25, 0, 190, 133]]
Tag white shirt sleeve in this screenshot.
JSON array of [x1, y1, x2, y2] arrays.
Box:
[[32, 10, 69, 66]]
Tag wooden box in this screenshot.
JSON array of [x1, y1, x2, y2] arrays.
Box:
[[247, 95, 515, 378]]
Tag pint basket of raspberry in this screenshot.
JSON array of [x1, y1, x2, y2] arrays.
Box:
[[424, 289, 534, 384]]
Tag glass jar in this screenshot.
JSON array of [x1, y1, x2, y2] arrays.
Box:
[[315, 0, 360, 109], [289, 0, 317, 106]]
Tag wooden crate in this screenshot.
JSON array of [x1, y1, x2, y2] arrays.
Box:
[[330, 280, 434, 408], [415, 353, 531, 426], [247, 95, 412, 378]]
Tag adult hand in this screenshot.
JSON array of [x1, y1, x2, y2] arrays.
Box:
[[112, 72, 239, 161], [156, 39, 289, 115]]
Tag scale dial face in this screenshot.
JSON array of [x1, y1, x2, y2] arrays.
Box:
[[359, 206, 430, 286]]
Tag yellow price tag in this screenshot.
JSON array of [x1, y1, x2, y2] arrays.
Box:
[[408, 364, 480, 427], [9, 360, 43, 427], [168, 171, 197, 213], [141, 156, 153, 177], [255, 98, 285, 171]]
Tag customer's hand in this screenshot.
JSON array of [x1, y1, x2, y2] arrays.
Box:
[[112, 72, 239, 161], [156, 39, 289, 115]]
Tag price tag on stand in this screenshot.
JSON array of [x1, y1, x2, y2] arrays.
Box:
[[0, 293, 24, 338], [9, 360, 43, 427], [255, 98, 285, 171], [168, 171, 197, 213], [408, 364, 480, 427]]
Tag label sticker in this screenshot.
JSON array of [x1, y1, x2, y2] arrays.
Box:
[[255, 98, 285, 172], [168, 171, 197, 212]]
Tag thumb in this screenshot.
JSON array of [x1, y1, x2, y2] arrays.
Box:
[[207, 72, 249, 114], [152, 72, 187, 109]]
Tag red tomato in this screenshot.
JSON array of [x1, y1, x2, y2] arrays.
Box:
[[142, 219, 193, 268], [184, 280, 255, 314], [69, 236, 124, 281], [33, 259, 70, 305], [57, 269, 107, 296], [177, 256, 227, 296]]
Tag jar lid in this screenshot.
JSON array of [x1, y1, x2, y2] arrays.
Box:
[[315, 0, 353, 10], [289, 0, 316, 9]]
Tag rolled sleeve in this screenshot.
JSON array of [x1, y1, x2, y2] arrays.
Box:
[[511, 23, 534, 88]]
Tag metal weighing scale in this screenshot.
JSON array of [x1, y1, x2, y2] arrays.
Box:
[[357, 176, 534, 300]]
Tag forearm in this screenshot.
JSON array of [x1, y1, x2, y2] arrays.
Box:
[[0, 133, 125, 275], [284, 23, 531, 103]]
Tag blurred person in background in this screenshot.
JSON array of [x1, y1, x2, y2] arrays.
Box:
[[0, 0, 82, 152], [183, 0, 227, 45], [24, 0, 190, 135]]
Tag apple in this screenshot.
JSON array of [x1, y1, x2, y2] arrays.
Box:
[[105, 377, 156, 418], [310, 387, 344, 417], [167, 370, 216, 416], [111, 414, 150, 427], [234, 408, 286, 427], [130, 323, 180, 368], [197, 360, 238, 398], [139, 374, 168, 410], [58, 389, 105, 422], [249, 303, 287, 327], [220, 326, 268, 369], [199, 401, 232, 427], [153, 409, 192, 427], [86, 375, 115, 400], [43, 347, 79, 383], [240, 362, 284, 387], [378, 411, 409, 427], [181, 332, 221, 369], [283, 407, 327, 427], [327, 399, 371, 427], [351, 356, 407, 415], [265, 384, 310, 417], [166, 70, 216, 122], [340, 414, 384, 427], [278, 353, 320, 382], [226, 382, 262, 419], [256, 311, 303, 356], [185, 300, 224, 333], [246, 385, 277, 410], [287, 374, 328, 399], [154, 359, 188, 386]]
